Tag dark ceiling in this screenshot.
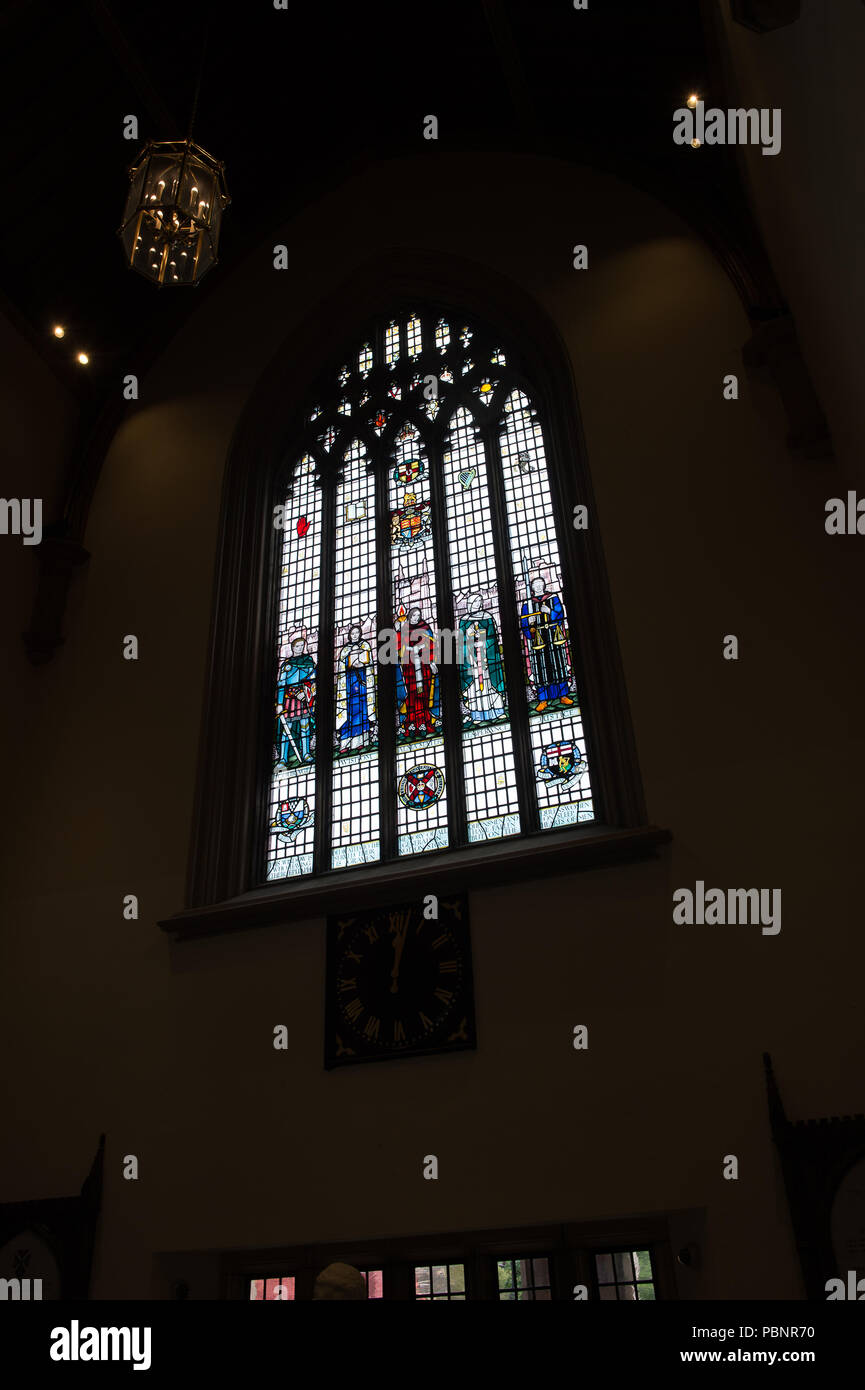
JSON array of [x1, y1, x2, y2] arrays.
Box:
[[0, 0, 752, 404]]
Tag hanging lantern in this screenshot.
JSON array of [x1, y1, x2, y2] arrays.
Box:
[[118, 139, 230, 287]]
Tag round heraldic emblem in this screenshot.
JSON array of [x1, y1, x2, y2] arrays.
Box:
[[397, 763, 445, 810], [272, 796, 312, 839]]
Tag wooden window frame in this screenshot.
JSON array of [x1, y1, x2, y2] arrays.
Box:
[[160, 252, 667, 940], [218, 1214, 679, 1301]]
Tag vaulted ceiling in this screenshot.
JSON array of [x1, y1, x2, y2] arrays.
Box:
[[0, 0, 772, 406]]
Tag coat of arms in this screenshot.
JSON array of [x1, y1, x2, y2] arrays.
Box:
[[537, 741, 584, 786], [391, 491, 432, 550]]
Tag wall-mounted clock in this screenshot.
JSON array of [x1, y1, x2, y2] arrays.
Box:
[[325, 894, 476, 1068]]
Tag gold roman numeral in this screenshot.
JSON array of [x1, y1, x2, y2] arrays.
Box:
[[364, 924, 379, 944], [432, 933, 448, 950], [363, 1016, 381, 1041], [338, 977, 357, 992], [344, 998, 363, 1022], [439, 959, 458, 973], [393, 1019, 406, 1043], [418, 1012, 434, 1031], [433, 987, 454, 1005]]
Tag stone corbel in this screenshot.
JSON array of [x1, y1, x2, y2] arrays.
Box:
[[741, 313, 832, 460], [22, 532, 90, 665], [730, 0, 801, 32]]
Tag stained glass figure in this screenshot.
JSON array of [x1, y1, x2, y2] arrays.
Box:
[[519, 576, 573, 711], [335, 623, 376, 753], [276, 636, 316, 766], [458, 596, 506, 725], [396, 607, 440, 739], [435, 318, 450, 352]]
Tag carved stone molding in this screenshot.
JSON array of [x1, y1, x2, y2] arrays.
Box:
[[22, 534, 90, 666], [730, 0, 801, 32], [742, 313, 832, 460]]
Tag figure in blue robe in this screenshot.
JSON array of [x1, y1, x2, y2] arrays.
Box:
[[335, 624, 375, 752]]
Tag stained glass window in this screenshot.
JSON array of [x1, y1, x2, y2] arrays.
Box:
[[265, 309, 595, 881]]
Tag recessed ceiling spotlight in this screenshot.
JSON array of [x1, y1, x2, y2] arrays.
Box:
[[53, 325, 65, 338], [76, 351, 90, 365], [687, 93, 700, 108]]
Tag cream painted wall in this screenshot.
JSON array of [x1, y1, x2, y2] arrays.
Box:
[[2, 153, 862, 1299], [711, 0, 865, 477], [0, 311, 77, 791]]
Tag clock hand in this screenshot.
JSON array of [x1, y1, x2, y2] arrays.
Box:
[[390, 923, 408, 993]]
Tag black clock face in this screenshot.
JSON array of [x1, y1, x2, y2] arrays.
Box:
[[326, 897, 475, 1066]]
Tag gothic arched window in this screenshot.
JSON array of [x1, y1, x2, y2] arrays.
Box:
[[266, 309, 595, 881]]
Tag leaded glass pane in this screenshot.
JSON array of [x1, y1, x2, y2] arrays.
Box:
[[332, 439, 380, 868], [406, 312, 422, 358], [385, 319, 399, 367], [390, 421, 447, 855], [499, 388, 594, 829], [442, 406, 519, 842], [267, 455, 321, 880]]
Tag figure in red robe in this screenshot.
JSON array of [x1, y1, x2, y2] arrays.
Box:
[[396, 607, 440, 738]]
